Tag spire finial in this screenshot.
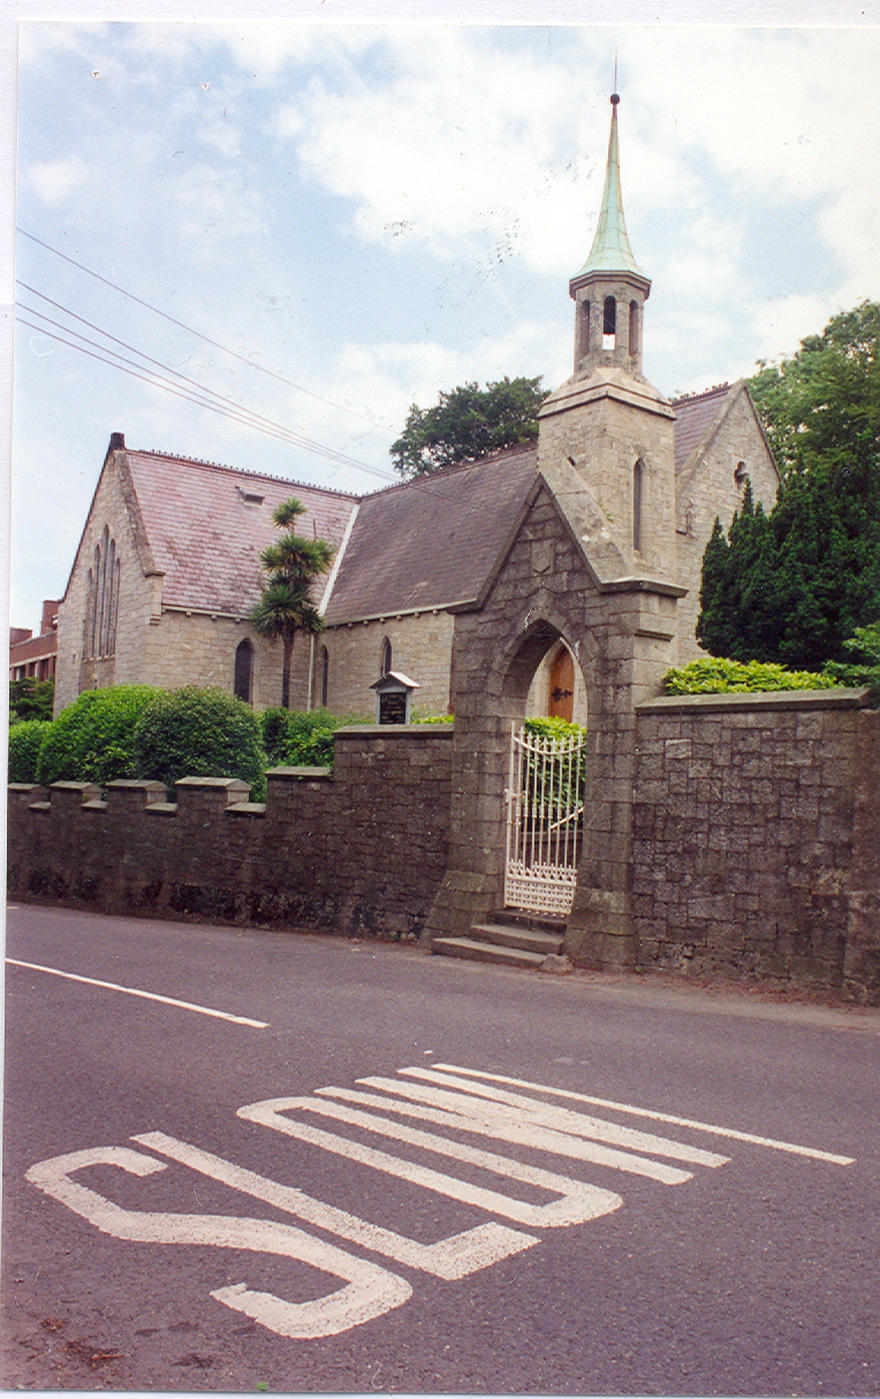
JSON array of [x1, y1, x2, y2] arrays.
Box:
[[612, 49, 619, 102], [572, 76, 646, 284]]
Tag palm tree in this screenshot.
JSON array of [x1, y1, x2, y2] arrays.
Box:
[[250, 498, 334, 709]]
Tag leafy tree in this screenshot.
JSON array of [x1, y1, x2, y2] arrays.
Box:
[[390, 376, 546, 478], [698, 302, 880, 668], [749, 301, 880, 477], [250, 498, 334, 710], [9, 677, 54, 723]]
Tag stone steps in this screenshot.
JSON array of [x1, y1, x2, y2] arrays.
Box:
[[431, 936, 550, 970], [432, 909, 568, 971]]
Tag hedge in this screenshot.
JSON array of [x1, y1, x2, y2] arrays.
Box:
[[9, 720, 53, 784], [133, 687, 267, 799], [36, 685, 160, 788], [663, 657, 840, 695]]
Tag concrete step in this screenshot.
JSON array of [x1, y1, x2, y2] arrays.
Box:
[[470, 922, 564, 956], [488, 907, 568, 935], [431, 937, 549, 970]]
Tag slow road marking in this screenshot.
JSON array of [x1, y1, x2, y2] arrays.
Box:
[[25, 1062, 855, 1341], [6, 957, 268, 1028]]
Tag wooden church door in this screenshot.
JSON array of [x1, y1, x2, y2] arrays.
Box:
[[548, 647, 574, 722]]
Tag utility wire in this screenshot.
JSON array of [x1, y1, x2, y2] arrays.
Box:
[[16, 312, 401, 481], [17, 287, 398, 481], [17, 227, 395, 433]]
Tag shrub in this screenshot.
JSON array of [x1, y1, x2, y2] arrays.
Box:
[[36, 685, 160, 788], [663, 656, 840, 695], [412, 712, 454, 724], [823, 622, 880, 702], [133, 687, 267, 799], [9, 720, 53, 783], [9, 677, 55, 723], [260, 707, 364, 769]]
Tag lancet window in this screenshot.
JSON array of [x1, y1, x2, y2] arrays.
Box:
[[83, 526, 120, 659]]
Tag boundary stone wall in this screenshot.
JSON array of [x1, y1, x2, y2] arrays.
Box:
[[7, 694, 878, 1001], [7, 726, 453, 943], [631, 690, 879, 1000]]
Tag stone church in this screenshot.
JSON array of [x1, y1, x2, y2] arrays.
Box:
[[54, 93, 779, 723]]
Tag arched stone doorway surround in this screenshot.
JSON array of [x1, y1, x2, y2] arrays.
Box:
[[422, 477, 684, 971]]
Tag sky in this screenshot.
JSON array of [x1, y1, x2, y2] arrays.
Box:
[[7, 7, 880, 629]]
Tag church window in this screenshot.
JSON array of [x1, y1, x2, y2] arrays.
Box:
[[320, 645, 329, 707], [633, 459, 644, 553], [234, 638, 253, 703], [603, 295, 616, 348], [381, 637, 392, 676], [629, 300, 639, 356], [84, 527, 120, 659], [734, 461, 748, 488], [580, 299, 591, 355]]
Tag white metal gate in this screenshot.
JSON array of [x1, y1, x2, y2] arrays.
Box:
[[504, 722, 585, 917]]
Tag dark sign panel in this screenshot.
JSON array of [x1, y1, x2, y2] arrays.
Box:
[[378, 690, 408, 725]]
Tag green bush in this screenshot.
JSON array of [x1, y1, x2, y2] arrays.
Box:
[[663, 656, 840, 695], [9, 720, 53, 783], [823, 623, 880, 702], [260, 707, 364, 769], [36, 685, 160, 788], [9, 677, 55, 723], [412, 711, 454, 724], [133, 687, 267, 799]]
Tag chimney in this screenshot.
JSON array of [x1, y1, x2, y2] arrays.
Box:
[[109, 431, 125, 451]]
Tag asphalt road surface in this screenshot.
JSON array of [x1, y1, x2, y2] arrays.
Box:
[[3, 902, 879, 1394]]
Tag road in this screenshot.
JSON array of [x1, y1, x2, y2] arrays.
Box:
[[3, 902, 879, 1394]]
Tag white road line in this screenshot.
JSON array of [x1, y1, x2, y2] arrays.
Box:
[[5, 958, 268, 1029], [349, 1074, 728, 1169], [424, 1064, 856, 1166]]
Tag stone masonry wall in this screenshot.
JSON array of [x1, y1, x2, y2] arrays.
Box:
[[674, 392, 780, 663], [631, 690, 875, 994], [7, 726, 453, 943], [321, 611, 455, 719]]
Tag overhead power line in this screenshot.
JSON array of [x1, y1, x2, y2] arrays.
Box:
[[17, 227, 395, 433], [15, 311, 400, 482], [16, 285, 397, 482]]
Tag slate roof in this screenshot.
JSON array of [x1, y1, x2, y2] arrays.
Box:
[[671, 383, 737, 475], [322, 443, 539, 624], [111, 383, 739, 624], [122, 449, 357, 615]]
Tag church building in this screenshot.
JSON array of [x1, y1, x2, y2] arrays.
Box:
[[54, 94, 779, 722]]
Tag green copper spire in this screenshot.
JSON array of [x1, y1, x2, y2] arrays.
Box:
[[575, 92, 647, 282]]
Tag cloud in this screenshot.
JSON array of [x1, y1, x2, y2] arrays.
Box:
[[28, 156, 90, 205]]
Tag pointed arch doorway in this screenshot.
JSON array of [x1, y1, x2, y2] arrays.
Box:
[[504, 627, 588, 918]]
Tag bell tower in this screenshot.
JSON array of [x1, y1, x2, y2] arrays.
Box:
[[570, 91, 651, 378], [537, 89, 677, 582]]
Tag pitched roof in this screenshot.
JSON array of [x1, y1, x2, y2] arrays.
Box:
[[322, 444, 539, 624], [122, 448, 357, 615], [671, 383, 738, 475]]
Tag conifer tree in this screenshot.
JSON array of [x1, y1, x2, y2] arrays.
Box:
[[698, 301, 880, 668]]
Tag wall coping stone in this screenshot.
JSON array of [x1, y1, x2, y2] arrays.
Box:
[[174, 776, 251, 790], [267, 765, 333, 781], [638, 687, 871, 714], [334, 724, 455, 740], [226, 802, 267, 818], [146, 803, 178, 816]]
